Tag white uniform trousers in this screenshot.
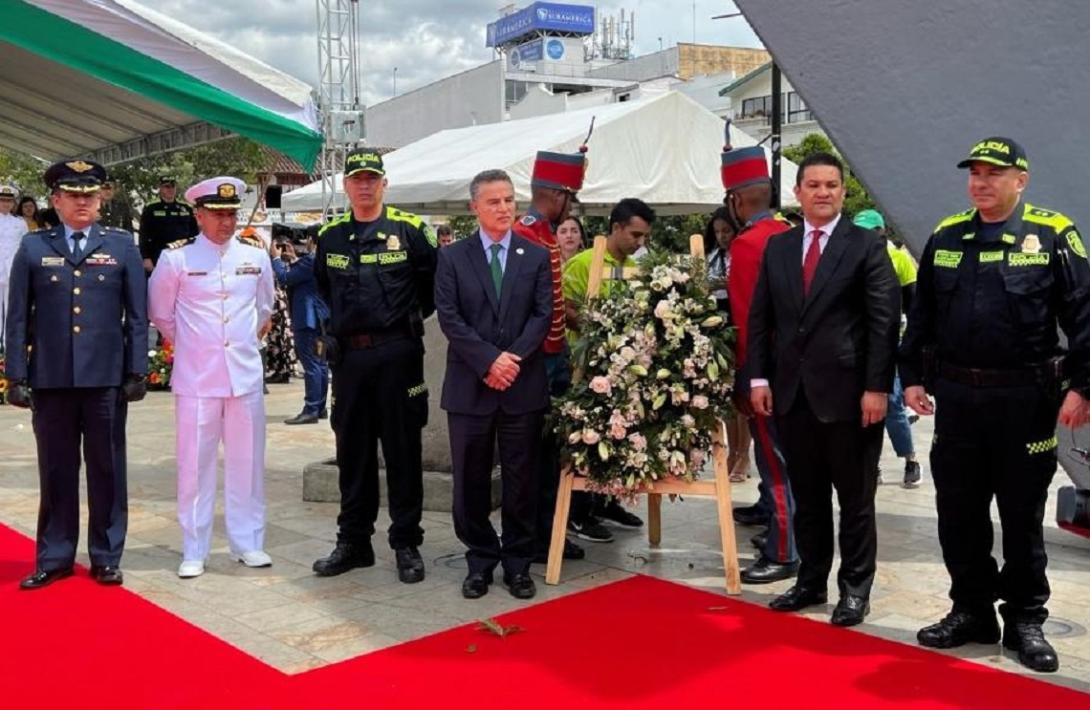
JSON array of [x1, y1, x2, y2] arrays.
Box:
[[175, 391, 266, 561]]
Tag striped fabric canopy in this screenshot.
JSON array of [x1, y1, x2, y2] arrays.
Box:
[[0, 0, 322, 169]]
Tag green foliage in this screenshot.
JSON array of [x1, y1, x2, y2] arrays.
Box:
[[783, 132, 877, 216], [0, 150, 48, 197], [0, 137, 266, 209], [447, 214, 478, 239]]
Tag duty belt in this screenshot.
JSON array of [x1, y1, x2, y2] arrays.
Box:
[[343, 326, 413, 350], [936, 358, 1063, 388]]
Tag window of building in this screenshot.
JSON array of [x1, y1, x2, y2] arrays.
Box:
[[738, 91, 812, 123]]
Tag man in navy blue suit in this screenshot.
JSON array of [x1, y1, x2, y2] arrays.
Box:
[[271, 230, 330, 424], [435, 169, 552, 600], [5, 159, 148, 589]]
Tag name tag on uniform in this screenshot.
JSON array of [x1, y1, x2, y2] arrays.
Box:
[[326, 253, 350, 269], [86, 252, 118, 265], [41, 256, 65, 266], [236, 264, 262, 275], [186, 270, 208, 276]]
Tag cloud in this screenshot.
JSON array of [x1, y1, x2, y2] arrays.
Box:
[[154, 0, 760, 105]]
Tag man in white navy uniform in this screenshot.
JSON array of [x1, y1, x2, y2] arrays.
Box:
[[0, 183, 28, 350], [148, 176, 275, 578]]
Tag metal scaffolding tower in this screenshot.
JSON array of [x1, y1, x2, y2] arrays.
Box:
[[315, 0, 363, 216]]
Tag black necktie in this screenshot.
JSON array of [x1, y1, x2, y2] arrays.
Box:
[[72, 231, 85, 260]]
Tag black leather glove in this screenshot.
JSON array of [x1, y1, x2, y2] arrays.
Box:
[[122, 376, 147, 402], [7, 381, 32, 410]]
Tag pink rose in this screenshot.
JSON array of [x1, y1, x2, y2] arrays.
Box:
[[691, 395, 709, 410], [589, 376, 612, 396]]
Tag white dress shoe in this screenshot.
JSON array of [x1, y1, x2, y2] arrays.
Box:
[[234, 550, 273, 568], [178, 560, 205, 578]]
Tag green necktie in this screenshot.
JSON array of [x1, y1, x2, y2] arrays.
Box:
[[489, 242, 504, 297]]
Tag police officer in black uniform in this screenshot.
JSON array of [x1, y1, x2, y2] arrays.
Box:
[[5, 159, 148, 589], [901, 137, 1090, 673], [138, 176, 197, 273], [312, 149, 438, 583]]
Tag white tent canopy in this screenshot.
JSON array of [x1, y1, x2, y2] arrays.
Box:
[[1, 0, 321, 168], [282, 91, 797, 216]]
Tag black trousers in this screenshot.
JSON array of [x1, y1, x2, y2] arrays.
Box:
[[931, 378, 1058, 623], [449, 410, 541, 577], [32, 387, 128, 571], [331, 338, 427, 549], [778, 392, 882, 598]]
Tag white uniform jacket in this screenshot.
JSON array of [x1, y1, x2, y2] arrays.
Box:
[[148, 233, 274, 397]]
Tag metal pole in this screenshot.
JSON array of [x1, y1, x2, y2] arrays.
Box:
[[770, 62, 782, 209], [393, 67, 398, 96]]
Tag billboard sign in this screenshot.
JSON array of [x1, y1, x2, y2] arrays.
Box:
[[486, 2, 595, 47]]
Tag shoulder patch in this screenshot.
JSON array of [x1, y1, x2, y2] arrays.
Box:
[[1023, 203, 1075, 233], [933, 208, 975, 233], [385, 205, 423, 229], [519, 214, 537, 226], [1066, 230, 1088, 259], [237, 235, 263, 248], [318, 212, 351, 238], [166, 237, 195, 250]]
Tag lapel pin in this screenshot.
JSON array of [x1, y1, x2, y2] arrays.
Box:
[[516, 248, 524, 255]]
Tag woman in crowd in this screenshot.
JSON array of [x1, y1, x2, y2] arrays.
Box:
[[17, 196, 40, 232], [704, 207, 752, 482], [241, 226, 296, 385], [557, 216, 586, 264]]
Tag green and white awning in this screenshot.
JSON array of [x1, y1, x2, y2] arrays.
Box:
[[0, 0, 322, 169]]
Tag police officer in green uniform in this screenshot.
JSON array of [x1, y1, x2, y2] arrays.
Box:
[[138, 176, 198, 273], [312, 149, 438, 584], [901, 137, 1090, 673]]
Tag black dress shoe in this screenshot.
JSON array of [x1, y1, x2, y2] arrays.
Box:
[[1003, 622, 1059, 673], [394, 546, 425, 584], [20, 567, 73, 590], [503, 572, 536, 599], [533, 539, 585, 564], [769, 584, 827, 611], [750, 529, 768, 550], [917, 610, 1000, 649], [741, 556, 799, 584], [285, 411, 320, 425], [264, 373, 290, 385], [831, 595, 870, 626], [462, 571, 493, 599], [90, 565, 124, 585], [313, 541, 375, 577], [319, 409, 329, 420], [732, 505, 769, 527]]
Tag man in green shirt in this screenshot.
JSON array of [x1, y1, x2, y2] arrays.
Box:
[[853, 209, 921, 488], [561, 198, 656, 541]]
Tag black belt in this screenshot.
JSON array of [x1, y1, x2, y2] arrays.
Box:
[[343, 327, 412, 350], [936, 359, 1062, 388]]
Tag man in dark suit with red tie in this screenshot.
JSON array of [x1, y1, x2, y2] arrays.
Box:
[[747, 152, 900, 626], [435, 169, 553, 600]]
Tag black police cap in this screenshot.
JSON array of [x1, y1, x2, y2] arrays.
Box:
[[957, 137, 1029, 171]]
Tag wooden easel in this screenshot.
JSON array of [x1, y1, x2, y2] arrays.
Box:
[[545, 235, 742, 594]]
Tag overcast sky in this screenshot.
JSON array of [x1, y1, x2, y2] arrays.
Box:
[[154, 0, 762, 105]]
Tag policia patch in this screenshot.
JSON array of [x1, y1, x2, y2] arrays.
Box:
[[1068, 231, 1088, 259]]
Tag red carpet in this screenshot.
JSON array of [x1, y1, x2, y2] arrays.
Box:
[[1, 523, 1087, 709]]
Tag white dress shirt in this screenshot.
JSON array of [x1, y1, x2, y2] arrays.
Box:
[[148, 233, 274, 397], [751, 213, 843, 390]]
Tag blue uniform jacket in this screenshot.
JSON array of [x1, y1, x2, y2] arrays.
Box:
[[4, 224, 148, 388], [271, 252, 329, 330]]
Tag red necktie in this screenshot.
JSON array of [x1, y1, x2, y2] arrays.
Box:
[[802, 229, 823, 295]]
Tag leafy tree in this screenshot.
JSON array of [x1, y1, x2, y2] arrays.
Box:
[[0, 137, 266, 212], [783, 132, 877, 216]]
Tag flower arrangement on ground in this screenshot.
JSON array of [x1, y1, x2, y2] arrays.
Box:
[[555, 251, 736, 498], [0, 353, 7, 404], [147, 340, 174, 390]]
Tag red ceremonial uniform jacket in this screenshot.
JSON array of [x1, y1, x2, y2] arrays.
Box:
[[728, 213, 790, 370], [512, 207, 566, 354]]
